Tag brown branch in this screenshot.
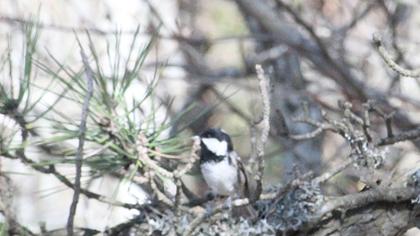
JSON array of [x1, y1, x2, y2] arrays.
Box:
[[274, 0, 332, 61], [314, 186, 417, 222], [376, 127, 420, 146]]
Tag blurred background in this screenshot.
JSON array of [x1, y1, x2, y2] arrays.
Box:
[[1, 0, 420, 234]]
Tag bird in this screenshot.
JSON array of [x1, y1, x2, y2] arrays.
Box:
[[198, 128, 250, 199]]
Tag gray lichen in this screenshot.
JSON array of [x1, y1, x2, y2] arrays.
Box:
[[257, 181, 324, 233]]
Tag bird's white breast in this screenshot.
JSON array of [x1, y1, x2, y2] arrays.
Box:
[[200, 157, 238, 196]]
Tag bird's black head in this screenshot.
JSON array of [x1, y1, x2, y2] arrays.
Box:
[[199, 128, 233, 163]]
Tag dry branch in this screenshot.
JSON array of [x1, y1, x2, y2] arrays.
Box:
[[66, 45, 95, 236], [373, 34, 420, 78], [254, 64, 271, 200]]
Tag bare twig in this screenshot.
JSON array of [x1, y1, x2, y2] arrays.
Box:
[[1, 150, 141, 209], [373, 34, 420, 78], [376, 127, 420, 146], [210, 87, 253, 125], [66, 43, 95, 236], [254, 64, 271, 200], [312, 158, 353, 184], [362, 102, 373, 142], [274, 0, 331, 61], [289, 126, 324, 140], [364, 101, 396, 139], [288, 106, 335, 140]]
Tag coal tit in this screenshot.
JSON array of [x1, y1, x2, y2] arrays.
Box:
[[198, 128, 249, 198]]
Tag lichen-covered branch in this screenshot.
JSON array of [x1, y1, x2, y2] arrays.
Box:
[[373, 34, 420, 78], [253, 64, 271, 200]]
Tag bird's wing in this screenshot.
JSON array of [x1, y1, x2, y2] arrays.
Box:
[[229, 151, 258, 219], [229, 151, 250, 198]]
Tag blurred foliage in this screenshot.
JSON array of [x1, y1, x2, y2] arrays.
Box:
[[0, 23, 195, 195]]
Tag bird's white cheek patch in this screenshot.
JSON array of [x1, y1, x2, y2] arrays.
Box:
[[201, 138, 228, 156]]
